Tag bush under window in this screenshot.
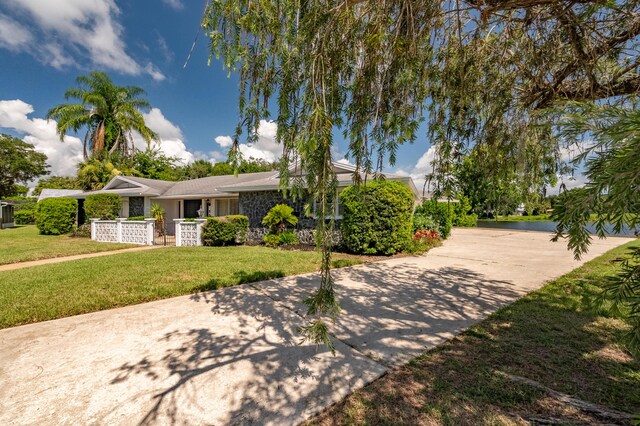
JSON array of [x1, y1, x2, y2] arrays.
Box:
[[201, 215, 249, 246], [340, 180, 414, 255], [35, 197, 78, 235], [84, 193, 121, 220]]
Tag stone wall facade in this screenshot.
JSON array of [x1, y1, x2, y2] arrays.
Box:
[[239, 190, 316, 228]]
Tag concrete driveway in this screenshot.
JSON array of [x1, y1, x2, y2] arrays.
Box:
[[0, 229, 633, 425]]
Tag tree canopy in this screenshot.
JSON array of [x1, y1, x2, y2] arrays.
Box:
[[0, 134, 48, 198], [202, 0, 640, 347], [33, 176, 81, 197], [47, 72, 158, 159]]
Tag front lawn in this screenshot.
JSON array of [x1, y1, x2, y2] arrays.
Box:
[[0, 246, 361, 328], [310, 240, 640, 425], [0, 225, 136, 265]]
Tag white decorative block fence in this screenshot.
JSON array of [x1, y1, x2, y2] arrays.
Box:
[[91, 218, 156, 245], [174, 219, 207, 247]]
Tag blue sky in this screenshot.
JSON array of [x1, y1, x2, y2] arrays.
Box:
[[0, 0, 433, 182]]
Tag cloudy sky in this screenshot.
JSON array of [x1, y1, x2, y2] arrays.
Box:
[[0, 0, 582, 193]]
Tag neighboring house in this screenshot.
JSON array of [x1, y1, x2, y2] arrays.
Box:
[[0, 201, 15, 229], [40, 162, 419, 232]]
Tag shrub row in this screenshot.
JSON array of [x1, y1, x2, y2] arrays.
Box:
[[201, 215, 249, 246]]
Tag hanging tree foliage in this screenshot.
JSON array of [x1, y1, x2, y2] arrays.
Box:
[[202, 0, 640, 348]]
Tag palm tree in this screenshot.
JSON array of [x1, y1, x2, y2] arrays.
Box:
[[47, 71, 158, 159], [76, 156, 140, 191]]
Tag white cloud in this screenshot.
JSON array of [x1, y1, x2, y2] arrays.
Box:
[[213, 120, 282, 163], [156, 33, 174, 63], [214, 135, 233, 148], [391, 145, 436, 194], [136, 108, 194, 165], [162, 0, 184, 10], [0, 99, 84, 177], [144, 63, 166, 82], [0, 14, 32, 51], [547, 174, 587, 195], [1, 0, 164, 80], [336, 158, 355, 166], [559, 140, 594, 163]]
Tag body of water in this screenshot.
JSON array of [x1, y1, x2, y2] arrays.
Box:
[[477, 220, 637, 237]]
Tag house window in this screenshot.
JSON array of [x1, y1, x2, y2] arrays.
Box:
[[313, 196, 342, 219], [129, 197, 144, 217], [214, 198, 239, 216]]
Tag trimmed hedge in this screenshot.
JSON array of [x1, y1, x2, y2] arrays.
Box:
[[35, 197, 78, 235], [340, 180, 414, 255], [201, 215, 249, 246], [14, 209, 35, 225], [85, 193, 121, 220], [413, 201, 454, 239]]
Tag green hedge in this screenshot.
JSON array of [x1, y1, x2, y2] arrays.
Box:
[[14, 201, 36, 212], [127, 216, 146, 221], [414, 201, 454, 239], [201, 215, 249, 246], [85, 194, 121, 220], [340, 180, 414, 255], [35, 197, 78, 235], [452, 195, 478, 227], [14, 209, 35, 225]]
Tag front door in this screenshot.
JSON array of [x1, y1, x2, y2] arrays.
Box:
[[183, 200, 201, 218]]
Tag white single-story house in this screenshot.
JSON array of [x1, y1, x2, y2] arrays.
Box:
[[41, 162, 419, 232]]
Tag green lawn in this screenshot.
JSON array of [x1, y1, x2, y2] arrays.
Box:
[[0, 246, 361, 328], [0, 225, 136, 265], [310, 241, 640, 425]]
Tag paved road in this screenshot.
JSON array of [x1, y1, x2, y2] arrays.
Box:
[[0, 229, 633, 425]]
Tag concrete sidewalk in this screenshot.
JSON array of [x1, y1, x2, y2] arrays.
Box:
[[0, 245, 161, 272], [0, 229, 633, 425]]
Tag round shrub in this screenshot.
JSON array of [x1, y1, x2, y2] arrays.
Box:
[[84, 193, 121, 220], [340, 180, 414, 255], [414, 201, 454, 239], [201, 215, 249, 246], [35, 197, 78, 235]]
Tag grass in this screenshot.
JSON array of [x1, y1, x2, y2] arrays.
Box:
[[310, 240, 640, 425], [0, 245, 361, 328], [492, 214, 553, 222], [0, 225, 136, 265]]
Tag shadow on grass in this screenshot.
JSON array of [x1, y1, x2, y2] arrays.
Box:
[[311, 268, 640, 425], [191, 270, 287, 293]]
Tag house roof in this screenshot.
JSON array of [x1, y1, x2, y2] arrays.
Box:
[[38, 189, 84, 202], [159, 172, 275, 199], [218, 170, 419, 198], [74, 162, 419, 200]]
